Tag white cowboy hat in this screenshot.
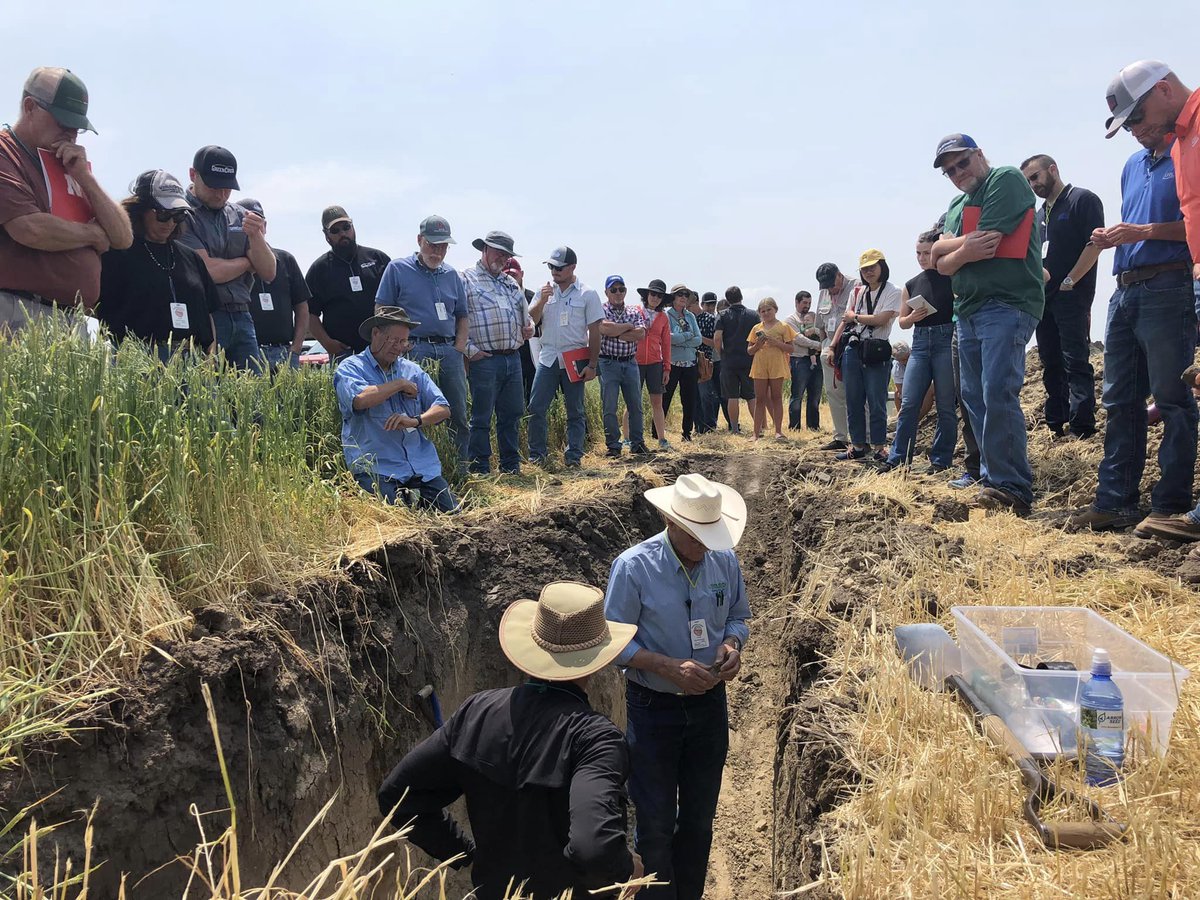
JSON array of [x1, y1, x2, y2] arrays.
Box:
[[644, 473, 747, 551], [499, 581, 638, 682]]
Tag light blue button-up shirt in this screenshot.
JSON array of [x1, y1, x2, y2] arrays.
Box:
[[536, 278, 603, 367], [603, 531, 751, 695], [334, 348, 449, 483], [374, 254, 468, 340]]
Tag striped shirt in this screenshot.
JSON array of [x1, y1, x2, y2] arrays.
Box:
[[601, 302, 646, 358], [461, 261, 529, 355]]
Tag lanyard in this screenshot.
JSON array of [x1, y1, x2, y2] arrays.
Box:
[[666, 536, 701, 591]]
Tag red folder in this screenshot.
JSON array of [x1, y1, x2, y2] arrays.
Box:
[[39, 148, 94, 224], [961, 206, 1034, 260], [560, 346, 592, 383]]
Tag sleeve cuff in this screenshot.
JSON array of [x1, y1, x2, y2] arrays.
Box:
[[614, 637, 643, 667]]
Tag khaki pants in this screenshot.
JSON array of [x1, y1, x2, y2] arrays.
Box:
[[821, 346, 849, 442], [0, 292, 85, 341]]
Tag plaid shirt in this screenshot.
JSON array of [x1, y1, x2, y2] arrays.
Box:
[[461, 261, 529, 355], [601, 302, 646, 358]]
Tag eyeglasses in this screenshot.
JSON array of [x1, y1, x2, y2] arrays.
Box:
[[608, 286, 627, 293], [941, 153, 976, 178], [327, 222, 353, 235], [155, 209, 189, 223], [548, 264, 565, 272]]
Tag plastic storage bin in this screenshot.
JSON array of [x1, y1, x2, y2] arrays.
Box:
[[951, 606, 1189, 759]]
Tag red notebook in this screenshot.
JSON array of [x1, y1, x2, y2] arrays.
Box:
[[560, 346, 592, 383], [39, 148, 94, 224], [961, 206, 1034, 259]]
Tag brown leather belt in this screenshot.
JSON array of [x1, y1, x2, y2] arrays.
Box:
[[1117, 262, 1190, 287]]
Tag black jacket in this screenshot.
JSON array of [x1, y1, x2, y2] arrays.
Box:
[[378, 680, 635, 900]]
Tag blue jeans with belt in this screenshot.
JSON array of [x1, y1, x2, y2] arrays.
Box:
[[213, 309, 262, 372], [467, 350, 525, 474], [957, 300, 1039, 505], [887, 323, 957, 467], [600, 356, 644, 449], [409, 339, 469, 464], [1094, 273, 1197, 515], [527, 359, 588, 464], [626, 680, 728, 900]]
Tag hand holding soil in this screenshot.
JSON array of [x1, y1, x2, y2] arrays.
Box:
[[663, 658, 720, 695]]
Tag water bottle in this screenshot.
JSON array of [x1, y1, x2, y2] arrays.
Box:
[[1079, 648, 1125, 786]]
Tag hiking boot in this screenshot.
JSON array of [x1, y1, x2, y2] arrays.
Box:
[[820, 439, 848, 451], [1134, 512, 1200, 542], [630, 443, 651, 455], [606, 447, 623, 459], [948, 471, 979, 490], [1065, 507, 1139, 532], [835, 447, 869, 461], [976, 486, 1031, 517], [923, 463, 949, 474]]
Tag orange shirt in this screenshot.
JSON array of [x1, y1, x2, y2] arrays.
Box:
[[1171, 87, 1200, 264]]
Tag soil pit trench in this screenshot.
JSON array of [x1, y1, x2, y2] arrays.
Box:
[[1, 458, 850, 899]]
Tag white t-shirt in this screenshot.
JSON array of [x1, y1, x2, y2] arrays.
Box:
[[847, 282, 902, 341], [891, 358, 907, 386]]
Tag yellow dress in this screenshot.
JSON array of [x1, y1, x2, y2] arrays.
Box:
[[748, 321, 797, 379]]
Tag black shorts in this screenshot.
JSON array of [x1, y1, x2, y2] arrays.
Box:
[[640, 362, 665, 395], [720, 362, 755, 400]]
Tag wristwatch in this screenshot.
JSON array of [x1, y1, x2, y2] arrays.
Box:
[[725, 636, 742, 652], [1060, 276, 1075, 289], [415, 413, 423, 429]]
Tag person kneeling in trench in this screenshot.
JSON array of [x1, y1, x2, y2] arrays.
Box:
[[603, 473, 752, 900], [333, 306, 460, 512], [377, 581, 645, 899]]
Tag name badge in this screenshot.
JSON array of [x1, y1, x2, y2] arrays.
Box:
[[559, 307, 570, 328], [689, 618, 710, 650], [435, 301, 448, 321], [170, 302, 190, 330], [1041, 240, 1049, 259], [259, 292, 274, 311], [349, 275, 363, 292]]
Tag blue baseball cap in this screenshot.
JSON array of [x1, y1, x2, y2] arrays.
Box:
[[932, 133, 979, 168], [605, 275, 626, 290]]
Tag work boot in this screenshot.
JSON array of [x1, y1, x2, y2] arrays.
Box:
[[820, 439, 847, 451], [606, 447, 623, 459], [1066, 507, 1139, 532], [1134, 512, 1200, 541], [976, 486, 1031, 517]]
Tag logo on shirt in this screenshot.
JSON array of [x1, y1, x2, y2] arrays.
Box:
[[710, 581, 728, 607], [361, 260, 378, 269]]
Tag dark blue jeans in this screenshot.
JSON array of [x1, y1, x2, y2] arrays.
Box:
[[842, 342, 890, 446], [600, 357, 644, 449], [528, 359, 587, 464], [409, 340, 469, 463], [701, 361, 727, 431], [789, 355, 823, 429], [626, 681, 728, 900], [353, 472, 460, 513], [888, 323, 957, 467], [957, 300, 1039, 505], [467, 351, 525, 473], [1095, 274, 1197, 515], [213, 309, 262, 372], [258, 344, 299, 373], [1036, 290, 1096, 435]]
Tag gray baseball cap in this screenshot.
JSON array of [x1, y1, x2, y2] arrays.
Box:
[[472, 230, 520, 256], [130, 169, 190, 211], [544, 246, 578, 268], [419, 215, 455, 244], [1104, 59, 1172, 139]]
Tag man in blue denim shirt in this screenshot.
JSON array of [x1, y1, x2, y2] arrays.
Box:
[[1069, 70, 1197, 536], [334, 307, 458, 513], [375, 216, 470, 466], [604, 473, 751, 900]]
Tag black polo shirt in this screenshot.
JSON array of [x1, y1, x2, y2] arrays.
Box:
[[97, 239, 219, 347], [1040, 184, 1104, 302], [250, 248, 310, 345], [305, 245, 390, 352], [714, 303, 760, 367]]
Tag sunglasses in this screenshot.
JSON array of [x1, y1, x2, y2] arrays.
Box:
[[548, 264, 566, 272], [941, 152, 976, 178], [1122, 94, 1150, 132], [155, 209, 189, 223], [608, 285, 627, 293], [327, 222, 353, 235]]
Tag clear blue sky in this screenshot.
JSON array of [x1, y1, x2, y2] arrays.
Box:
[[5, 1, 1196, 339]]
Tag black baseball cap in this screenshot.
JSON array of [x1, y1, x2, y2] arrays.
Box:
[[816, 263, 840, 290], [192, 145, 239, 190], [932, 133, 979, 168], [236, 197, 265, 219], [701, 291, 718, 305]]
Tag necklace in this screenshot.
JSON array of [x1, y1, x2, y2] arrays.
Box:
[[143, 240, 176, 272]]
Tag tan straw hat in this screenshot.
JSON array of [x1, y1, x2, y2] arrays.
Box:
[[499, 582, 638, 681], [644, 473, 747, 551]]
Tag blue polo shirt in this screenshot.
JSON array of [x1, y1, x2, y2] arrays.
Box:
[[603, 531, 751, 695], [333, 348, 449, 484], [1114, 144, 1191, 274], [374, 254, 467, 340]]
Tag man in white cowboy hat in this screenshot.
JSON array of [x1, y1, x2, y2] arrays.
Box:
[[378, 581, 645, 900], [333, 306, 459, 512], [603, 473, 752, 900]]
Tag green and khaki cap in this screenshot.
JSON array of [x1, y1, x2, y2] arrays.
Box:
[[23, 67, 95, 133]]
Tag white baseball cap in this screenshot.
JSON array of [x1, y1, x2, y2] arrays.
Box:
[[1104, 59, 1172, 139]]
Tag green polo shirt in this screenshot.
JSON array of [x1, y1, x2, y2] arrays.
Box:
[[944, 165, 1044, 322]]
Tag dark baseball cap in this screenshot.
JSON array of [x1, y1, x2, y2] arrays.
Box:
[[701, 291, 718, 305], [235, 197, 265, 219], [192, 145, 239, 190], [24, 67, 95, 133], [419, 214, 455, 244], [130, 169, 191, 211], [605, 275, 626, 290], [322, 205, 352, 230], [815, 263, 840, 290], [932, 133, 979, 168], [544, 246, 578, 267]]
